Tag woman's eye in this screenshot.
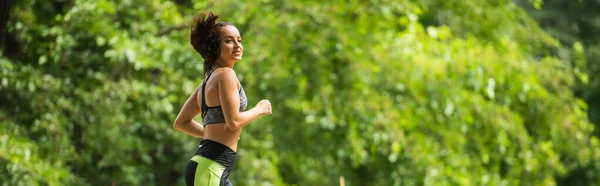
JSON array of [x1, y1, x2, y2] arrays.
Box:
[[238, 40, 242, 43]]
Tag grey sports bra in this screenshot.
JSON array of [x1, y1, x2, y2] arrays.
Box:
[[201, 70, 248, 126]]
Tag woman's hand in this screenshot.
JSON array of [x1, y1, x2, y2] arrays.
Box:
[[256, 99, 272, 116]]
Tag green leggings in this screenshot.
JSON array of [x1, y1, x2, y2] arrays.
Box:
[[185, 155, 232, 186]]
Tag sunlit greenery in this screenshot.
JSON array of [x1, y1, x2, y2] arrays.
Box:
[[1, 0, 599, 186]]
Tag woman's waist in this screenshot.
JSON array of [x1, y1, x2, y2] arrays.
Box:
[[203, 125, 241, 151], [196, 139, 237, 169]]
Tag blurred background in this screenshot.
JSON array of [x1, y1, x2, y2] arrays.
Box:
[[1, 0, 600, 185]]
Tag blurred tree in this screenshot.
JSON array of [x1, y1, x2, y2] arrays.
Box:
[[0, 0, 13, 50], [516, 0, 600, 133], [0, 0, 599, 186], [515, 0, 600, 185]]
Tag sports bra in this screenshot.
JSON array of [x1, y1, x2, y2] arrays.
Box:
[[201, 69, 248, 126]]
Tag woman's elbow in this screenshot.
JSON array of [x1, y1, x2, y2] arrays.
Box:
[[226, 122, 240, 131], [173, 120, 184, 130]]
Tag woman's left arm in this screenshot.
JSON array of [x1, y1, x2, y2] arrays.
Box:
[[173, 86, 204, 138]]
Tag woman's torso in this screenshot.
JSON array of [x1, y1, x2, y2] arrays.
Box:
[[197, 70, 247, 151]]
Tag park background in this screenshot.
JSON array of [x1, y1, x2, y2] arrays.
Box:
[[1, 0, 600, 185]]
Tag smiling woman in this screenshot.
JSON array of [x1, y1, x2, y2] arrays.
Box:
[[172, 12, 273, 186]]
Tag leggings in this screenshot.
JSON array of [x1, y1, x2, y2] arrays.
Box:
[[184, 139, 236, 186]]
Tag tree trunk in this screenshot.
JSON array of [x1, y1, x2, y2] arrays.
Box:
[[1, 0, 13, 47]]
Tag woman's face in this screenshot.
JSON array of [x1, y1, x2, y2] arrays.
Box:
[[218, 25, 243, 63]]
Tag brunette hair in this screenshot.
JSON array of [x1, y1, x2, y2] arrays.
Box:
[[190, 12, 233, 77]]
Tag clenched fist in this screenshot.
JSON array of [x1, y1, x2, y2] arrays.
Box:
[[256, 99, 272, 115]]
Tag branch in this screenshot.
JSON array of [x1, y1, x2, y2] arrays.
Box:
[[156, 24, 187, 36]]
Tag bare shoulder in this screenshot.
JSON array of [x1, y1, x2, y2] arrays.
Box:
[[213, 67, 236, 76], [212, 68, 238, 83]]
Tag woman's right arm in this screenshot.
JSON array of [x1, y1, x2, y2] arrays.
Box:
[[173, 86, 205, 138], [217, 68, 272, 131]]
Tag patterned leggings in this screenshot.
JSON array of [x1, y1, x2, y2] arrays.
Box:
[[184, 155, 232, 186]]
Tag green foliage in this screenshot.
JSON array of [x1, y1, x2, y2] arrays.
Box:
[[1, 0, 599, 186], [516, 0, 600, 135], [514, 0, 600, 184]]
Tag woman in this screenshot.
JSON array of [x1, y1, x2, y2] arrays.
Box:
[[173, 12, 272, 186]]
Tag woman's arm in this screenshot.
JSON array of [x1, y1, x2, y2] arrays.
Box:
[[217, 68, 271, 131], [173, 86, 205, 138]]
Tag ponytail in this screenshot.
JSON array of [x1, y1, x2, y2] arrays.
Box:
[[190, 12, 220, 78]]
